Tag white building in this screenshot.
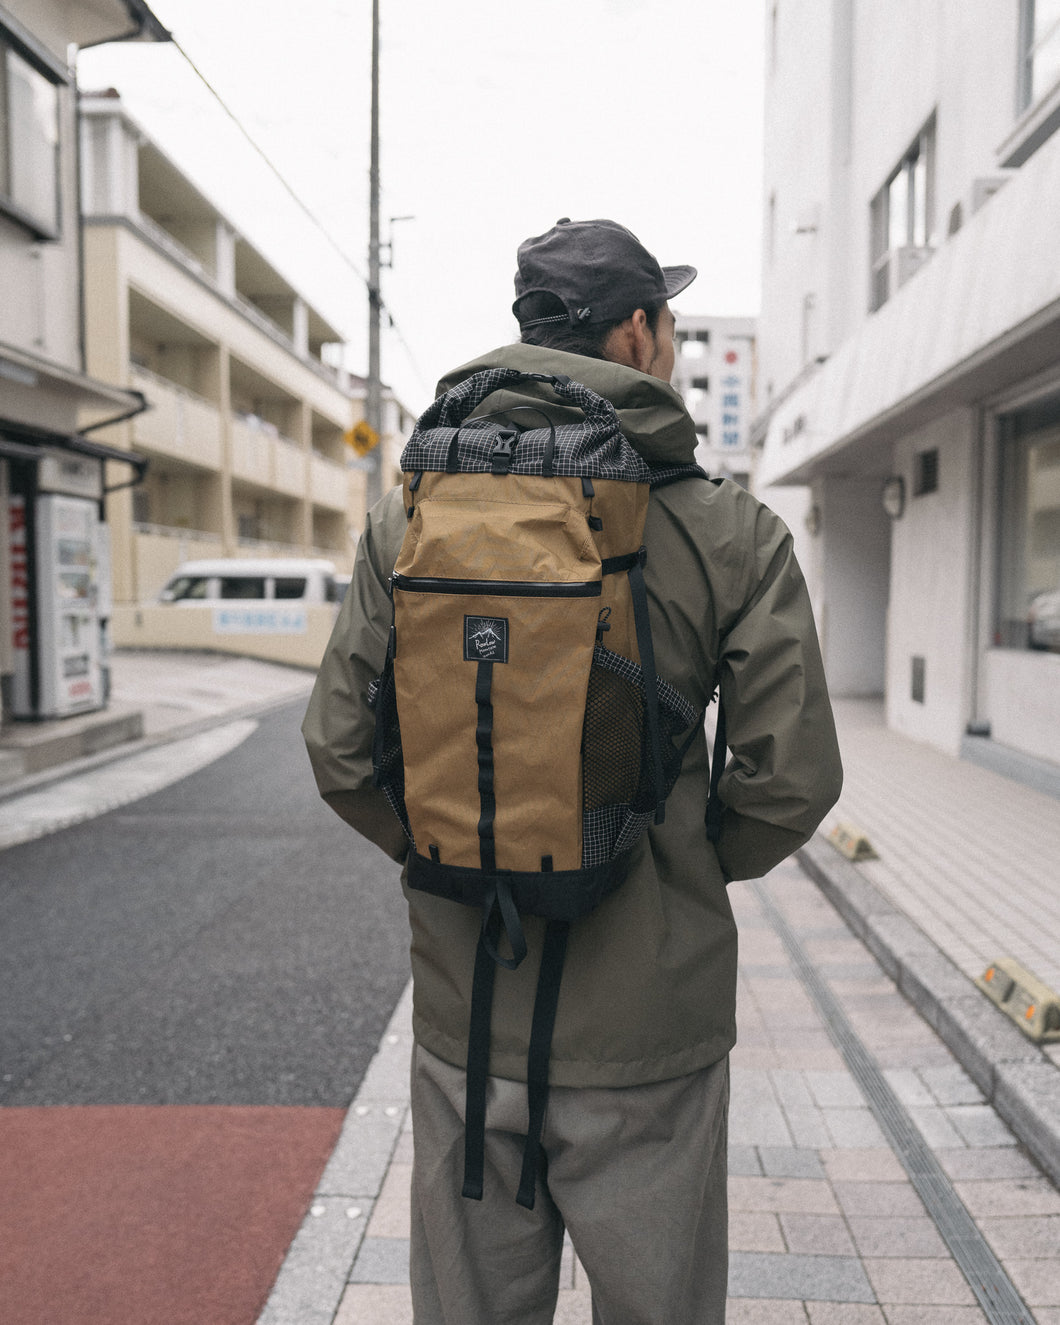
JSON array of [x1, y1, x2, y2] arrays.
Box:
[[753, 0, 1060, 784], [672, 315, 756, 487], [0, 0, 167, 723]]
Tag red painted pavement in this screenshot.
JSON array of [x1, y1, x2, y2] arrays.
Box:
[[0, 1105, 345, 1325]]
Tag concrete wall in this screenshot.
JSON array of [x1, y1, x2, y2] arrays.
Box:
[[885, 410, 976, 753], [818, 477, 891, 698], [111, 602, 338, 670]]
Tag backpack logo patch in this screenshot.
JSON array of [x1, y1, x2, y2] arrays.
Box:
[[464, 615, 509, 663]]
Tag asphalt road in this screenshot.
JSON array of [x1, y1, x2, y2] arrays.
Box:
[[0, 699, 410, 1108]]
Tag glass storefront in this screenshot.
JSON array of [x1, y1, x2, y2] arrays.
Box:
[[997, 396, 1060, 652]]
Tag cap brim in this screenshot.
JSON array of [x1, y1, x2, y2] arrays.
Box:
[[662, 264, 697, 299]]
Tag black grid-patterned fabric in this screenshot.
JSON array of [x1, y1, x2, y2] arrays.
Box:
[[368, 668, 414, 846], [580, 645, 698, 868], [401, 367, 705, 487]]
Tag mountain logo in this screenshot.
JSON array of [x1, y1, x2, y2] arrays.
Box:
[[464, 615, 509, 663]]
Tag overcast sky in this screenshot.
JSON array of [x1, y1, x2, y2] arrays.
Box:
[[79, 0, 765, 413]]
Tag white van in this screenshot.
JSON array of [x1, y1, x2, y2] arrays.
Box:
[[158, 558, 346, 606]]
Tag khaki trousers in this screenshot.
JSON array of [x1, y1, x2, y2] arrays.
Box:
[[409, 1044, 729, 1325]]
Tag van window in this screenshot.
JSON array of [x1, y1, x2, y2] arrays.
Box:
[[220, 576, 266, 599], [165, 575, 209, 601], [274, 577, 308, 599]]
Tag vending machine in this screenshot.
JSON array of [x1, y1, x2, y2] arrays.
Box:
[[33, 493, 104, 716], [9, 451, 106, 719]]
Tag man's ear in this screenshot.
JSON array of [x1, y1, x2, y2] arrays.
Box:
[[604, 309, 652, 373]]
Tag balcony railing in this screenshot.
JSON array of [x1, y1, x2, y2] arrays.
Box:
[[130, 365, 224, 469]]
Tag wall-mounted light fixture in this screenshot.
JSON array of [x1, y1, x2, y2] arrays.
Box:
[[881, 475, 905, 519]]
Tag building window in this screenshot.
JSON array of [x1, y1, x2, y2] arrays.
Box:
[[997, 396, 1060, 652], [691, 376, 710, 392], [1019, 0, 1060, 112], [869, 116, 936, 311], [0, 30, 61, 238]]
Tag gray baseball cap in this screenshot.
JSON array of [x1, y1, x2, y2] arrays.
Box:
[[513, 217, 697, 327]]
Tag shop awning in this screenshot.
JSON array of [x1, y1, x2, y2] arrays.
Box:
[[0, 417, 148, 487]]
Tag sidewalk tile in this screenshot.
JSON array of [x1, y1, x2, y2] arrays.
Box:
[[862, 1257, 976, 1305], [729, 1144, 764, 1176], [805, 1307, 885, 1324], [845, 1215, 948, 1258], [779, 1213, 857, 1257], [806, 1072, 867, 1109], [759, 1147, 825, 1179], [879, 1065, 938, 1107], [729, 1176, 841, 1215], [820, 1148, 905, 1184], [934, 1147, 1042, 1181], [877, 1309, 988, 1324], [365, 1162, 412, 1239], [727, 1302, 810, 1323], [823, 1109, 888, 1148], [784, 1110, 835, 1148], [333, 1284, 412, 1324], [944, 1104, 1017, 1148], [978, 1213, 1060, 1259], [953, 1176, 1060, 1218], [918, 1063, 985, 1107], [905, 1105, 966, 1150], [729, 1252, 875, 1303], [553, 1291, 593, 1323], [832, 1182, 926, 1218], [1003, 1257, 1060, 1307], [349, 1237, 410, 1285], [729, 1211, 787, 1253]]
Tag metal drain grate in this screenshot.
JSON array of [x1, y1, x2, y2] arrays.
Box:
[[752, 878, 1035, 1325]]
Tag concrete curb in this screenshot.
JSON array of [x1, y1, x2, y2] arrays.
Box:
[[798, 833, 1060, 1187], [0, 685, 312, 808], [256, 982, 414, 1325]]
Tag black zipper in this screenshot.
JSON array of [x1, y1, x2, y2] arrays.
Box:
[[391, 572, 601, 598]]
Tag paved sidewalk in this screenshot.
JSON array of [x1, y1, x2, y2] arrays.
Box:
[[260, 862, 1060, 1324]]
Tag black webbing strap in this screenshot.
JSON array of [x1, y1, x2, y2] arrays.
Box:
[[705, 698, 728, 843], [475, 660, 497, 872], [463, 915, 500, 1201], [516, 918, 570, 1209], [627, 549, 667, 824]]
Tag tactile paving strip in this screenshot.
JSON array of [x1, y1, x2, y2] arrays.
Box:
[[753, 877, 1035, 1325]]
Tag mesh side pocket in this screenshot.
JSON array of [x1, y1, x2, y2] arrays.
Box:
[[369, 663, 414, 845], [581, 645, 698, 867]]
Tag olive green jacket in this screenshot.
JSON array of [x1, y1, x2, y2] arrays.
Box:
[[302, 343, 843, 1088]]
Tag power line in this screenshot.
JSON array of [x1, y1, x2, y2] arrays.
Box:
[[167, 32, 429, 397]]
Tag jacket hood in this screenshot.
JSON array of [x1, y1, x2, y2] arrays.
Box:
[[435, 343, 698, 468]]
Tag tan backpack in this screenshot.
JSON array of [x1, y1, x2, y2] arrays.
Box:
[[370, 367, 714, 1207]]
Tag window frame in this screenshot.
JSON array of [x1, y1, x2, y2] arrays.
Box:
[[1019, 0, 1060, 113], [869, 115, 936, 312], [0, 18, 65, 241]]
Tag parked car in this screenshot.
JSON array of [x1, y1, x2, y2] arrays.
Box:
[[1028, 588, 1060, 651], [158, 558, 346, 607]]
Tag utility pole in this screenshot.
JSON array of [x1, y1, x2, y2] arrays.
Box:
[[365, 0, 382, 508]]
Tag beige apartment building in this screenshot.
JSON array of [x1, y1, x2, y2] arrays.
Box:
[[78, 90, 409, 608]]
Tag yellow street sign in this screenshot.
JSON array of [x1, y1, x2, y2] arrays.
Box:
[[345, 420, 380, 456]]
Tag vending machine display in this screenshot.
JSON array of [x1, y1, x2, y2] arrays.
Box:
[[34, 493, 104, 716]]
